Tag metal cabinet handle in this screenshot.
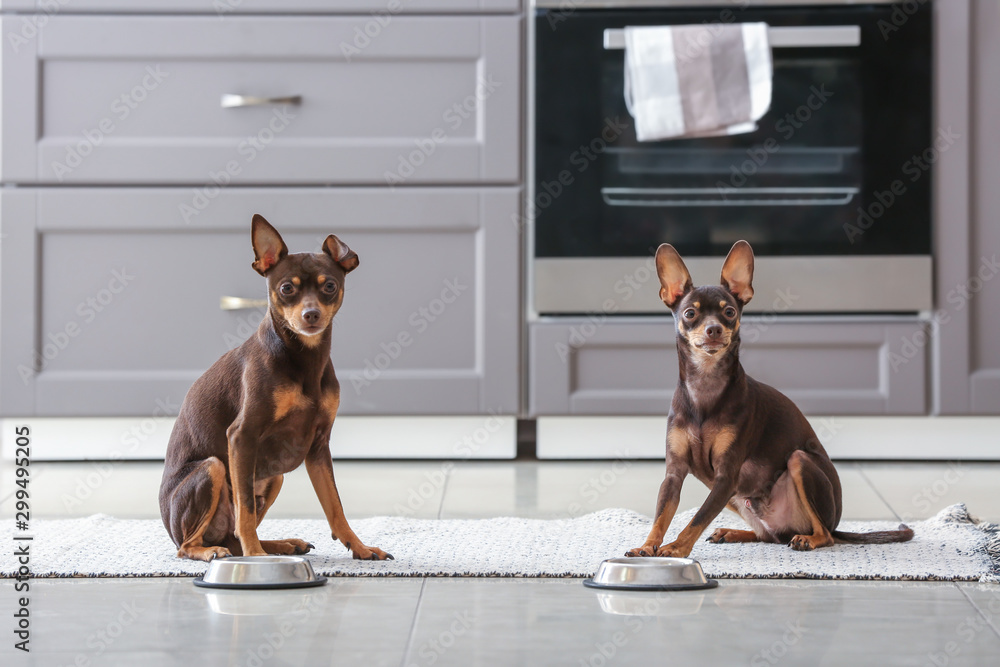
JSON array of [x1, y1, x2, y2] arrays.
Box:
[[220, 296, 268, 310], [600, 187, 859, 207], [221, 94, 302, 108], [603, 25, 861, 50]]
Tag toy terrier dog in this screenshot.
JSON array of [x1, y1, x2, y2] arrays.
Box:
[[159, 214, 392, 562], [627, 241, 912, 558]]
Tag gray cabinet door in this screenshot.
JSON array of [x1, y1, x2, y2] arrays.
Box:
[[934, 0, 1000, 414], [530, 318, 928, 416], [1, 15, 520, 185], [0, 188, 520, 417]]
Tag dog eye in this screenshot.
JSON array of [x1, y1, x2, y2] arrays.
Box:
[[279, 283, 296, 296], [322, 280, 338, 294], [683, 308, 696, 319], [724, 307, 737, 318]]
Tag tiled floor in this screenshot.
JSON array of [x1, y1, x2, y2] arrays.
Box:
[[3, 458, 999, 665]]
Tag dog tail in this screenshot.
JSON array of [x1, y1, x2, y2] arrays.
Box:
[[832, 524, 914, 544]]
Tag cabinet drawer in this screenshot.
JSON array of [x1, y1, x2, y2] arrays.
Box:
[[530, 318, 928, 416], [0, 187, 520, 417], [0, 1, 521, 12], [1, 15, 520, 185]]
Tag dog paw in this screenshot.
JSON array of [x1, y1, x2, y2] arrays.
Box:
[[290, 539, 313, 555], [707, 529, 728, 543], [352, 546, 393, 561], [624, 545, 658, 557], [178, 545, 232, 562], [261, 539, 312, 556], [654, 542, 691, 558], [788, 535, 814, 551]]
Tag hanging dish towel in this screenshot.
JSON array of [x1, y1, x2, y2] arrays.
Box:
[[624, 23, 772, 142]]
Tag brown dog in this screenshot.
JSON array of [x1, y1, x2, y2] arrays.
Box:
[[627, 241, 913, 558], [159, 215, 392, 562]]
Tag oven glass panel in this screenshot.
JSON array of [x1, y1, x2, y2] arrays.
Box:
[[534, 5, 931, 259]]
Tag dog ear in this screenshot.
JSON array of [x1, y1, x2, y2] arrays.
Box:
[[322, 235, 359, 274], [720, 240, 754, 305], [251, 214, 288, 276], [655, 244, 693, 310]]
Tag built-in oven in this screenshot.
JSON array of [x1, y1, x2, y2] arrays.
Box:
[[530, 0, 932, 314]]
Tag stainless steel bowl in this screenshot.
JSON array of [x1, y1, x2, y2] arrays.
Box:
[[583, 557, 718, 591], [194, 556, 327, 590]]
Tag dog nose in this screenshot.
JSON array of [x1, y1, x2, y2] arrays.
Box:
[[302, 308, 321, 325], [705, 323, 723, 339]]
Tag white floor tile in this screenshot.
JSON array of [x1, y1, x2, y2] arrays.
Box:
[[860, 462, 1000, 522]]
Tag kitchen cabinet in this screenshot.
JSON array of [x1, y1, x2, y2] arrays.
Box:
[[1, 14, 519, 185], [0, 1, 523, 439], [0, 188, 520, 417], [933, 0, 1000, 414], [0, 1, 520, 11], [530, 318, 928, 417]]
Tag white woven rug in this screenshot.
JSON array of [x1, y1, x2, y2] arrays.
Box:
[[2, 504, 997, 582]]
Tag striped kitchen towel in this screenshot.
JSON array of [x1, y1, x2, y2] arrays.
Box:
[[624, 22, 772, 142]]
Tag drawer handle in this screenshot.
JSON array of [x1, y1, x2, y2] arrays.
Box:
[[220, 296, 268, 310], [221, 94, 302, 108]]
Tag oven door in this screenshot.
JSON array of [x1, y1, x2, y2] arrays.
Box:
[[533, 4, 932, 314]]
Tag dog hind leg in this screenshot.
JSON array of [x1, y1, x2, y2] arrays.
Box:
[[785, 450, 837, 551], [167, 457, 233, 562]]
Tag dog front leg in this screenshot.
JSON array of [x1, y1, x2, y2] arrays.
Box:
[[227, 426, 266, 557], [305, 442, 393, 561], [655, 469, 739, 558], [626, 463, 687, 557]]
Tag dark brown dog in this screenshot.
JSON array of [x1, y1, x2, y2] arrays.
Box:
[[159, 215, 392, 562], [627, 241, 912, 558]]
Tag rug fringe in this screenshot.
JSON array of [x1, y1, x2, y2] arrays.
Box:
[[932, 503, 1000, 583]]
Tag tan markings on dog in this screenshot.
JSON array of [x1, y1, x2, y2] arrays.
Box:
[[292, 276, 300, 286], [734, 319, 740, 332], [711, 426, 737, 462], [317, 274, 327, 285], [320, 391, 339, 419], [273, 385, 311, 421], [693, 301, 700, 309], [279, 306, 301, 330], [719, 300, 727, 308], [668, 427, 689, 458], [297, 332, 324, 348]]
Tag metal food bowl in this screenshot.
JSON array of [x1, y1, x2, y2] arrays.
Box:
[[193, 556, 327, 590], [583, 557, 718, 592]]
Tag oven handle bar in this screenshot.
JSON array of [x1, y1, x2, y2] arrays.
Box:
[[603, 25, 861, 50], [600, 187, 858, 207]]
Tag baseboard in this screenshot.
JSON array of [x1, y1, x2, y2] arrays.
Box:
[[7, 415, 995, 461], [0, 415, 517, 461], [536, 416, 1000, 460]]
